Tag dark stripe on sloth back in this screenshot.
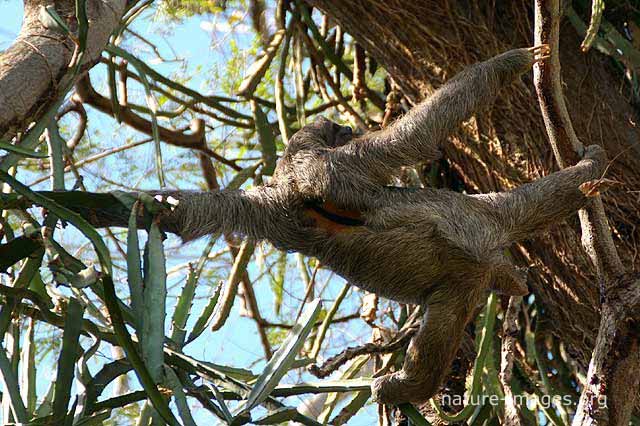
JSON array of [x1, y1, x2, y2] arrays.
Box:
[[304, 202, 365, 227]]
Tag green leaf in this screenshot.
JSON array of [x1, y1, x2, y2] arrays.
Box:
[[253, 407, 299, 424], [34, 377, 55, 418], [186, 280, 223, 344], [0, 140, 47, 158], [105, 45, 164, 187], [126, 201, 144, 328], [581, 0, 605, 51], [236, 29, 285, 97], [101, 275, 179, 426], [250, 100, 277, 175], [75, 0, 88, 53], [46, 122, 65, 190], [75, 333, 100, 395], [317, 354, 367, 423], [165, 368, 197, 426], [39, 5, 71, 34], [0, 250, 45, 340], [329, 389, 371, 425], [106, 43, 250, 123], [73, 410, 112, 426], [198, 360, 256, 382], [207, 383, 233, 423], [141, 221, 167, 383], [0, 236, 42, 272], [297, 1, 352, 79], [293, 32, 306, 127], [0, 97, 63, 171], [272, 378, 372, 397], [53, 298, 85, 422], [311, 283, 350, 359], [398, 403, 432, 426], [226, 163, 260, 190], [0, 171, 112, 273], [0, 348, 28, 423], [275, 26, 293, 143], [170, 264, 198, 346], [20, 317, 37, 413], [50, 239, 86, 273], [171, 236, 216, 346], [430, 293, 497, 422], [271, 252, 287, 315], [239, 299, 323, 414], [106, 54, 121, 122], [210, 240, 255, 333]]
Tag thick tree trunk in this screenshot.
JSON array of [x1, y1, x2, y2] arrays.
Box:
[[307, 0, 640, 408], [0, 0, 127, 139]]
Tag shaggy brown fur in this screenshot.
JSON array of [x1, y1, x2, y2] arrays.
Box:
[[160, 46, 606, 404]]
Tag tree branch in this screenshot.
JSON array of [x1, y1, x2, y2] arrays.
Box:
[[74, 76, 241, 170], [0, 0, 127, 138], [533, 0, 623, 280], [533, 1, 640, 424], [308, 322, 418, 379], [0, 190, 166, 235]]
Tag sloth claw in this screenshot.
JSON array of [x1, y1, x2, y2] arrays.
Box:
[[528, 44, 551, 64]]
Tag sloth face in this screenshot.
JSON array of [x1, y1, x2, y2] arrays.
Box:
[[290, 116, 353, 151], [310, 116, 353, 148], [273, 116, 354, 183]]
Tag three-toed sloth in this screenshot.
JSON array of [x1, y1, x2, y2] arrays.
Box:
[[160, 45, 605, 404]]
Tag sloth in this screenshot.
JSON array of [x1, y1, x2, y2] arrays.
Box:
[[154, 45, 605, 404]]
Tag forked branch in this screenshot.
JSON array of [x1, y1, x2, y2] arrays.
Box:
[[308, 322, 419, 379], [533, 2, 640, 424]]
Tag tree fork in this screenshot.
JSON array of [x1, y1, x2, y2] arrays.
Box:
[[533, 1, 640, 424]]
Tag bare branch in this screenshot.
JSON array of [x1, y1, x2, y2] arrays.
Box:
[[308, 323, 418, 379], [533, 0, 623, 280], [533, 1, 640, 424], [74, 75, 241, 170]]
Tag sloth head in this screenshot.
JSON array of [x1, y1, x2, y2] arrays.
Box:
[[272, 116, 354, 183], [288, 116, 353, 152]]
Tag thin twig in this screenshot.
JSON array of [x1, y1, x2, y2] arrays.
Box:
[[308, 322, 418, 378], [74, 76, 241, 170]]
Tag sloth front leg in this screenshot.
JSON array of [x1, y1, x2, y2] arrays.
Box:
[[371, 287, 484, 405], [478, 144, 607, 244], [337, 45, 550, 178], [156, 186, 289, 243]]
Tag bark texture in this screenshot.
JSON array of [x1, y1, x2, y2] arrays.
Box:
[[533, 1, 639, 423], [0, 0, 127, 139], [307, 0, 639, 396]]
